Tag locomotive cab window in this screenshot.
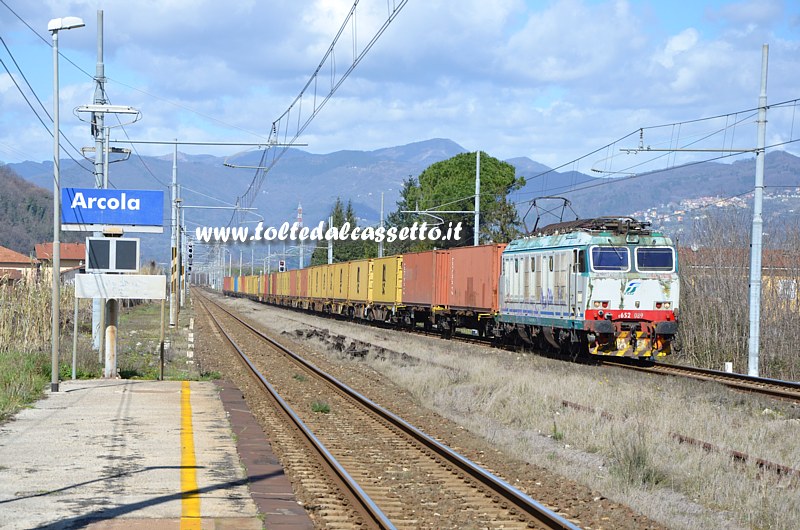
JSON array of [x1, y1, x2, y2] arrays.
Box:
[[636, 247, 675, 272], [591, 246, 630, 271]]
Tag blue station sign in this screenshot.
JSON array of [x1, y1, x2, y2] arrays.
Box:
[[62, 188, 164, 232]]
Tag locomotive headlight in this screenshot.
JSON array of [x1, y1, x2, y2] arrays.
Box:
[[664, 302, 671, 309], [593, 301, 601, 308]]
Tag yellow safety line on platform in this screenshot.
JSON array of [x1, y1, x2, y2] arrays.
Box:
[[181, 381, 201, 529]]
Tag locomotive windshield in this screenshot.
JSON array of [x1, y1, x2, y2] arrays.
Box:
[[636, 247, 675, 272], [591, 246, 629, 271]]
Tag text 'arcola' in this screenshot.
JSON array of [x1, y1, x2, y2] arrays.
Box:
[[70, 192, 141, 211]]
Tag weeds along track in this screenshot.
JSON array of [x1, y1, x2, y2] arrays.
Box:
[[226, 290, 800, 405], [197, 293, 579, 530], [599, 358, 800, 403]]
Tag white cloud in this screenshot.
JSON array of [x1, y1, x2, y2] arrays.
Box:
[[0, 0, 798, 171], [654, 28, 699, 69]]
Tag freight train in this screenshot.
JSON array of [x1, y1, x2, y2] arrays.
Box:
[[223, 217, 679, 358]]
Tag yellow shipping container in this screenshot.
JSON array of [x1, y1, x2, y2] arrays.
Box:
[[371, 255, 403, 305], [324, 264, 335, 299], [309, 265, 325, 299], [276, 271, 291, 297], [331, 262, 349, 301], [245, 275, 259, 296], [347, 259, 373, 302]]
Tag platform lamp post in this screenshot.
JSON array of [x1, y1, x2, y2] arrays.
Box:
[[49, 16, 85, 393]]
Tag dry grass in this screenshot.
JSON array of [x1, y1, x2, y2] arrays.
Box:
[[676, 212, 800, 380], [0, 272, 200, 420], [0, 271, 83, 419], [0, 270, 75, 354], [346, 334, 798, 530]]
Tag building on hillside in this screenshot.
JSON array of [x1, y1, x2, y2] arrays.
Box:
[[0, 245, 38, 283]]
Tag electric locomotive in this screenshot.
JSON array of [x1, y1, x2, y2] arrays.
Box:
[[496, 217, 679, 357]]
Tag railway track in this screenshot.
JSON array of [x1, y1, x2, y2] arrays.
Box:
[[599, 357, 800, 403], [227, 290, 800, 404], [197, 292, 580, 530]]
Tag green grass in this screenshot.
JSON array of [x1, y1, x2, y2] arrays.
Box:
[[0, 350, 49, 422], [551, 419, 565, 442], [311, 400, 331, 414], [609, 425, 666, 490]]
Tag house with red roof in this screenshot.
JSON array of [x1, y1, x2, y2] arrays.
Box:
[[0, 245, 38, 283], [34, 242, 86, 272]]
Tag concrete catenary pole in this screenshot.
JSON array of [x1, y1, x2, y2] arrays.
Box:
[[379, 192, 384, 258], [170, 141, 177, 326], [328, 216, 333, 264], [297, 202, 304, 268], [91, 10, 105, 351], [474, 150, 481, 246], [747, 44, 769, 377]]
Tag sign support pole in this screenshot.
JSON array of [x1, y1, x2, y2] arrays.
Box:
[[103, 298, 118, 378], [72, 294, 79, 380], [159, 295, 165, 381]]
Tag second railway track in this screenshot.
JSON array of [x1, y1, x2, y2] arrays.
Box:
[[197, 292, 580, 529], [599, 357, 800, 403]]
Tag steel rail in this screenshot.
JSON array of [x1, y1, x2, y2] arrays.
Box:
[[224, 290, 799, 404], [203, 292, 581, 530], [197, 296, 396, 530], [600, 357, 800, 403]]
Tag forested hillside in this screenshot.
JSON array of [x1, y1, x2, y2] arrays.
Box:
[[0, 165, 79, 254]]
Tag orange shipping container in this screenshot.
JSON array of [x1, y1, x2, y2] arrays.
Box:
[[402, 250, 449, 307], [298, 268, 309, 298], [447, 244, 505, 312]]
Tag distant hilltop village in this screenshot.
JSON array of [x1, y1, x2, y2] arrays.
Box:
[[633, 187, 800, 227]]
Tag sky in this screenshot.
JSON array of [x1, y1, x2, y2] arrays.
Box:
[[1, 0, 799, 177]]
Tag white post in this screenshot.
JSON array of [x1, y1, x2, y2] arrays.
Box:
[[48, 16, 85, 392], [328, 216, 333, 264], [747, 44, 769, 377], [379, 192, 385, 257], [72, 294, 78, 380], [50, 27, 61, 393]]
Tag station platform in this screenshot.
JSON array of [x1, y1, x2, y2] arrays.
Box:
[[0, 379, 312, 529]]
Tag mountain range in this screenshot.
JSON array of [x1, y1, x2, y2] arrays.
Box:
[[2, 138, 799, 262]]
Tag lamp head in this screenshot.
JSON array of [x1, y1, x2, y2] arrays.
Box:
[[48, 17, 85, 33]]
